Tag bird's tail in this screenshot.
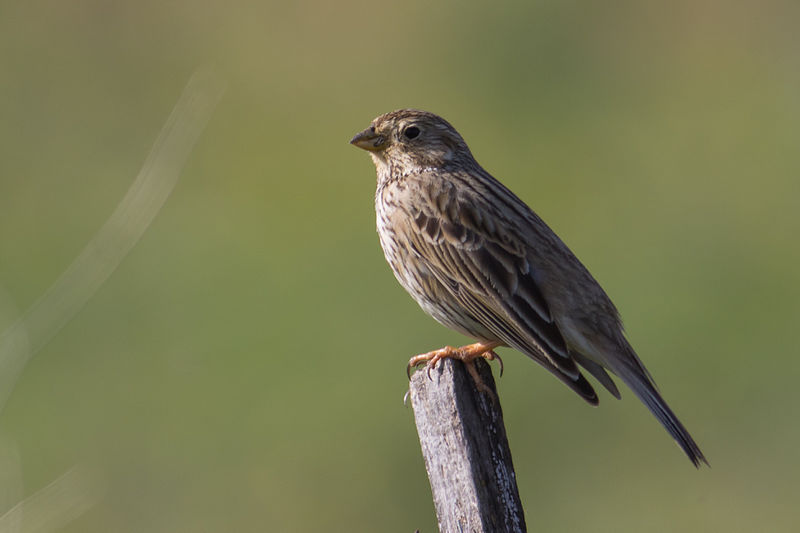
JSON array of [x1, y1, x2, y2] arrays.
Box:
[[616, 362, 708, 468]]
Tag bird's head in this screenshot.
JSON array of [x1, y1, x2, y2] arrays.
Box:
[[350, 109, 474, 174]]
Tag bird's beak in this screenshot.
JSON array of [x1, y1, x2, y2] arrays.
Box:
[[350, 127, 386, 152]]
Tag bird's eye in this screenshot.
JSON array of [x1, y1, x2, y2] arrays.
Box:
[[403, 126, 420, 139]]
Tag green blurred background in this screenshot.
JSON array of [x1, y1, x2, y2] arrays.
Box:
[[1, 0, 798, 531]]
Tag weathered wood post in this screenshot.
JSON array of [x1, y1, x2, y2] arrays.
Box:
[[408, 358, 527, 533]]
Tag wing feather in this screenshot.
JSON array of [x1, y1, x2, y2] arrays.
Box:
[[405, 197, 596, 390]]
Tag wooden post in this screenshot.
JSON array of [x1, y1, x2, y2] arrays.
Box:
[[409, 358, 527, 533]]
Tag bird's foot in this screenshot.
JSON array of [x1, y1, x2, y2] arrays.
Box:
[[407, 341, 503, 397]]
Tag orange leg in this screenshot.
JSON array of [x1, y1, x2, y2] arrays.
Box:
[[407, 341, 503, 396]]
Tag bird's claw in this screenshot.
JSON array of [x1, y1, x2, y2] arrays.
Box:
[[407, 347, 452, 381], [485, 350, 504, 377], [406, 343, 503, 391]]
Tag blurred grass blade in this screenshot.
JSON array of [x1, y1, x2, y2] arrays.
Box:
[[0, 68, 226, 411], [0, 466, 104, 533], [0, 435, 23, 533]]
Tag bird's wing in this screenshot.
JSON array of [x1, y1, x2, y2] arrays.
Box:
[[401, 184, 604, 404]]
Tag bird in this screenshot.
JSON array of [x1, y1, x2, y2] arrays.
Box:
[[350, 109, 707, 467]]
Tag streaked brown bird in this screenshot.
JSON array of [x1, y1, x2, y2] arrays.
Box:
[[351, 109, 707, 467]]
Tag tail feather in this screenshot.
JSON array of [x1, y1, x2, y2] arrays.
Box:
[[573, 351, 621, 399], [616, 364, 708, 467], [524, 350, 600, 406]]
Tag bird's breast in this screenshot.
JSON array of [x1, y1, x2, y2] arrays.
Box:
[[376, 185, 431, 299]]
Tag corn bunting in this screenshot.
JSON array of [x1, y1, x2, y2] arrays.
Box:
[[351, 109, 706, 467]]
